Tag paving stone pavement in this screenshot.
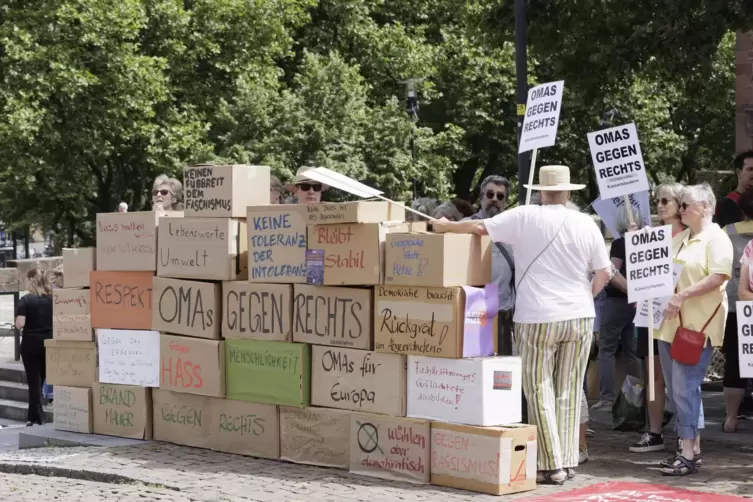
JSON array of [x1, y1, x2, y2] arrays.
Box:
[[0, 407, 752, 501]]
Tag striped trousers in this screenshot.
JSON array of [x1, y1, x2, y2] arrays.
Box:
[[514, 318, 594, 471]]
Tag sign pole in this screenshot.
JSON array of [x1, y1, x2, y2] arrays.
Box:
[[524, 148, 538, 206], [623, 195, 636, 227], [647, 301, 655, 401], [514, 0, 530, 205]]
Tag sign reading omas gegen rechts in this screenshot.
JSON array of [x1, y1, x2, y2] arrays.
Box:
[[625, 225, 673, 304], [588, 123, 649, 199], [518, 80, 564, 153]]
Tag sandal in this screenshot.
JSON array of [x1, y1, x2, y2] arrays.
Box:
[[586, 428, 596, 437], [661, 456, 697, 476], [659, 453, 702, 469], [537, 469, 567, 485], [565, 468, 576, 480]]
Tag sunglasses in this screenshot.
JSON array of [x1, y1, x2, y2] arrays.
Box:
[[680, 201, 699, 211], [297, 183, 322, 192], [485, 191, 506, 201], [654, 197, 672, 206], [152, 189, 170, 196]]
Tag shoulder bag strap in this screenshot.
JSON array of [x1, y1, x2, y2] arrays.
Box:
[[514, 213, 569, 292]]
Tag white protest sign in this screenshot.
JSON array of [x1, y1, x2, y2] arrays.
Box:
[[518, 80, 564, 153], [588, 123, 649, 199], [625, 225, 673, 303], [736, 302, 753, 378], [593, 191, 651, 239], [634, 263, 683, 329], [97, 329, 160, 387]]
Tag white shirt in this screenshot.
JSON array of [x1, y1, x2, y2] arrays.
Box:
[[484, 204, 610, 324]]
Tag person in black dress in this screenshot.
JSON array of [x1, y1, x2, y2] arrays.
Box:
[[15, 269, 53, 426]]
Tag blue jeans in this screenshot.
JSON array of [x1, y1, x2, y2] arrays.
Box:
[[657, 340, 710, 440]]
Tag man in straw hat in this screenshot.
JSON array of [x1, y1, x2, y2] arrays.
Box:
[[286, 167, 329, 204], [433, 165, 611, 485]]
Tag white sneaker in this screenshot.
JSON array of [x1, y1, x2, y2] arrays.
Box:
[[590, 400, 613, 411], [579, 448, 589, 465]]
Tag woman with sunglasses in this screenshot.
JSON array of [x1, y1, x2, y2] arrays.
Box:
[[152, 175, 184, 211], [285, 167, 328, 204], [630, 182, 685, 454], [656, 183, 732, 476]]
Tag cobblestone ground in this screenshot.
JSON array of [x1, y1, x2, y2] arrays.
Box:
[[0, 409, 752, 501]]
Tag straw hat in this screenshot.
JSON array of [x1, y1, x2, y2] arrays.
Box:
[[285, 167, 330, 192], [524, 165, 585, 191]]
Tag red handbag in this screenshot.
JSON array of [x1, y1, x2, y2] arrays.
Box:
[[670, 304, 720, 365]]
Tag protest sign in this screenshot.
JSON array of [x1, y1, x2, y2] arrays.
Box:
[[518, 81, 564, 153], [184, 164, 270, 218], [97, 329, 161, 387], [247, 205, 307, 283], [736, 301, 753, 378], [588, 123, 649, 199], [592, 191, 651, 238], [633, 263, 684, 329], [625, 225, 673, 303]]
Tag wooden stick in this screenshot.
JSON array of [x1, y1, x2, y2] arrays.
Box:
[[647, 301, 655, 401], [524, 149, 539, 206], [623, 195, 635, 227]]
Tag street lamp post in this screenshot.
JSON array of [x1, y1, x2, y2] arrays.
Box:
[[515, 0, 531, 204]]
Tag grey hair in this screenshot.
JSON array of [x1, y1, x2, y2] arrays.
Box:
[[408, 197, 440, 221], [479, 175, 510, 195], [153, 175, 184, 210], [433, 202, 463, 221], [655, 182, 683, 204], [682, 183, 716, 221], [614, 203, 645, 233]]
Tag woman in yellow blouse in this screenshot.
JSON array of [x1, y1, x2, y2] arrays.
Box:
[[657, 183, 733, 476]]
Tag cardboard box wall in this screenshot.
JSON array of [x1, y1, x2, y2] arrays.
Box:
[[53, 386, 93, 434], [279, 406, 350, 469], [431, 423, 537, 496], [9, 257, 62, 287], [90, 270, 154, 330], [160, 334, 225, 398], [53, 288, 92, 341], [247, 205, 307, 284], [383, 233, 492, 287], [349, 413, 430, 484], [225, 339, 310, 407], [406, 355, 521, 426], [311, 345, 406, 416], [62, 247, 95, 288], [96, 211, 183, 271], [44, 340, 97, 387], [222, 282, 292, 341], [184, 164, 270, 218], [152, 389, 279, 459], [92, 383, 152, 440], [374, 285, 498, 358], [292, 284, 372, 350], [305, 201, 405, 225], [152, 277, 220, 339], [158, 217, 248, 281]]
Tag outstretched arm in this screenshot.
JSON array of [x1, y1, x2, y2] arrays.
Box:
[[432, 218, 488, 236]]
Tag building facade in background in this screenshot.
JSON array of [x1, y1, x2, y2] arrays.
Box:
[[737, 31, 753, 153]]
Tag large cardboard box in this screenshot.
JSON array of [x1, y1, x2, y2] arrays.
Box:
[[225, 339, 310, 407], [92, 383, 153, 439], [157, 217, 248, 281], [152, 277, 220, 339], [306, 201, 405, 224], [53, 288, 92, 341], [8, 257, 62, 287], [53, 386, 93, 433], [97, 329, 160, 387], [279, 407, 350, 469], [90, 270, 154, 330], [384, 233, 492, 287], [0, 268, 18, 292], [152, 389, 279, 459], [184, 164, 270, 218], [311, 346, 406, 416], [96, 211, 182, 271], [44, 340, 97, 387], [247, 205, 307, 283], [407, 355, 522, 426], [431, 423, 537, 496], [374, 285, 498, 358], [62, 247, 95, 288], [292, 284, 372, 350], [222, 282, 292, 341], [160, 334, 225, 398], [349, 413, 430, 484]]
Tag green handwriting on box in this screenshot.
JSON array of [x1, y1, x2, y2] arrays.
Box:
[[225, 339, 311, 407]]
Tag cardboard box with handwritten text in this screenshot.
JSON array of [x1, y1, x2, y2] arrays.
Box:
[[311, 345, 406, 416], [44, 340, 97, 387], [349, 413, 430, 484], [90, 271, 154, 330], [157, 217, 248, 281], [384, 233, 492, 287], [406, 355, 521, 426], [92, 383, 153, 440], [374, 286, 498, 358], [279, 406, 350, 469], [247, 205, 307, 284], [222, 282, 292, 341], [53, 386, 92, 433], [159, 334, 225, 398], [293, 284, 372, 350], [184, 164, 270, 218], [152, 277, 221, 339], [306, 201, 405, 225], [53, 288, 92, 341], [96, 211, 182, 271], [62, 247, 95, 288], [431, 423, 537, 496]]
